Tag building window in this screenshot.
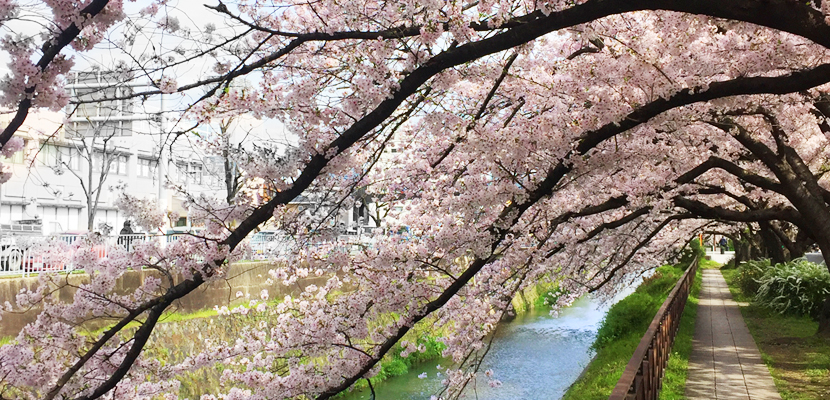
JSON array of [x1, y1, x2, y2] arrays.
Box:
[[59, 147, 80, 170], [173, 161, 205, 185], [92, 151, 103, 172], [175, 161, 187, 181], [138, 158, 157, 178], [190, 163, 202, 185], [38, 144, 59, 167], [7, 150, 23, 164], [38, 144, 80, 171], [66, 72, 135, 138], [1, 140, 25, 164], [69, 121, 133, 137], [115, 155, 128, 175], [92, 151, 128, 175]]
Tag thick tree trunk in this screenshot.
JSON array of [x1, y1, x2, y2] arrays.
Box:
[[760, 222, 787, 264], [734, 240, 747, 265], [790, 227, 812, 259], [744, 231, 766, 260], [812, 234, 830, 337], [818, 296, 830, 337]]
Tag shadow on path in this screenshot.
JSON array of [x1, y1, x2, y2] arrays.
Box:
[[686, 270, 780, 400]]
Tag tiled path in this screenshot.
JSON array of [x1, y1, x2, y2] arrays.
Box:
[[685, 269, 781, 399]]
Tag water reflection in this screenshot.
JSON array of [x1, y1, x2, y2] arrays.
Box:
[[342, 292, 628, 400]]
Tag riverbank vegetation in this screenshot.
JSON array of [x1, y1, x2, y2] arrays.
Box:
[[722, 260, 830, 400], [511, 280, 563, 314], [334, 279, 564, 397], [53, 278, 562, 399], [134, 309, 451, 399], [561, 259, 704, 400]]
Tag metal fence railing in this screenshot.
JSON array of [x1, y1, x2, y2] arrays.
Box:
[[0, 234, 173, 277], [247, 232, 379, 261], [608, 257, 699, 400], [0, 230, 382, 277]]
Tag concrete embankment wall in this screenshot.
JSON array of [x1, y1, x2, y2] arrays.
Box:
[[0, 262, 324, 338]]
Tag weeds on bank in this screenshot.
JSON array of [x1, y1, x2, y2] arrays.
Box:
[[561, 263, 702, 400], [698, 257, 722, 269]]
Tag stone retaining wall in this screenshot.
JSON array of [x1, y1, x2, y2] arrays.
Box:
[[0, 262, 323, 338]]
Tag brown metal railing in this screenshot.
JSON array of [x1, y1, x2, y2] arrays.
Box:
[[608, 257, 699, 400]]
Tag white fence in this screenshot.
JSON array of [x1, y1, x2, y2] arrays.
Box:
[[247, 230, 379, 261], [0, 229, 381, 277], [0, 234, 191, 277]]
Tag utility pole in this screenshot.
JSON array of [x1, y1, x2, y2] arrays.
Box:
[[157, 94, 168, 222]]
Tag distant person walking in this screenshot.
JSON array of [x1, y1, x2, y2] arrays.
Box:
[[719, 237, 728, 254], [118, 221, 134, 250]]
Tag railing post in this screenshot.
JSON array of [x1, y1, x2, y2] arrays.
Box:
[[608, 257, 699, 400]]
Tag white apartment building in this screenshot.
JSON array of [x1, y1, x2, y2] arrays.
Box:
[[0, 71, 386, 238], [0, 71, 222, 235]]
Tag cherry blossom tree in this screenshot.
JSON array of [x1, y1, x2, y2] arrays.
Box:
[[4, 0, 830, 399], [664, 94, 830, 333]]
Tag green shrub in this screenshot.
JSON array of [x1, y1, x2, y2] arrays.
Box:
[[677, 239, 705, 271], [405, 336, 445, 365], [636, 266, 682, 297], [755, 259, 830, 317], [736, 259, 769, 296], [593, 292, 660, 350], [540, 285, 570, 307], [380, 358, 409, 377], [720, 258, 737, 270]]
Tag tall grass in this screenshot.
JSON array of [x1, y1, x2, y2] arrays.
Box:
[[754, 259, 830, 317], [736, 259, 770, 296]]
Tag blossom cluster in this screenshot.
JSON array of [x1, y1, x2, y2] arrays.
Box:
[[2, 1, 830, 399]]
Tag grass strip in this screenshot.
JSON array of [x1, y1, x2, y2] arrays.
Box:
[[562, 262, 703, 400], [722, 266, 830, 400], [658, 263, 704, 399]]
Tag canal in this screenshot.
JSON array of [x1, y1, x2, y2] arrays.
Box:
[[341, 290, 632, 400]]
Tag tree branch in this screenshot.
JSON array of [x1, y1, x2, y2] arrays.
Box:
[[588, 213, 692, 292], [673, 196, 800, 223], [676, 155, 783, 192], [0, 0, 112, 147]]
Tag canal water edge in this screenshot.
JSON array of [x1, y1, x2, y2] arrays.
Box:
[[341, 286, 636, 400]]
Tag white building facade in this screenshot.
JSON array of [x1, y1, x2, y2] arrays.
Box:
[[0, 71, 384, 238], [0, 72, 220, 235]]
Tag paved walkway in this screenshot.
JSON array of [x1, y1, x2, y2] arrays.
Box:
[[686, 269, 781, 400], [707, 251, 735, 265]]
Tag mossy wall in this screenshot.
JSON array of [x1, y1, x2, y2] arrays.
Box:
[[0, 261, 324, 337], [510, 280, 559, 314]]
